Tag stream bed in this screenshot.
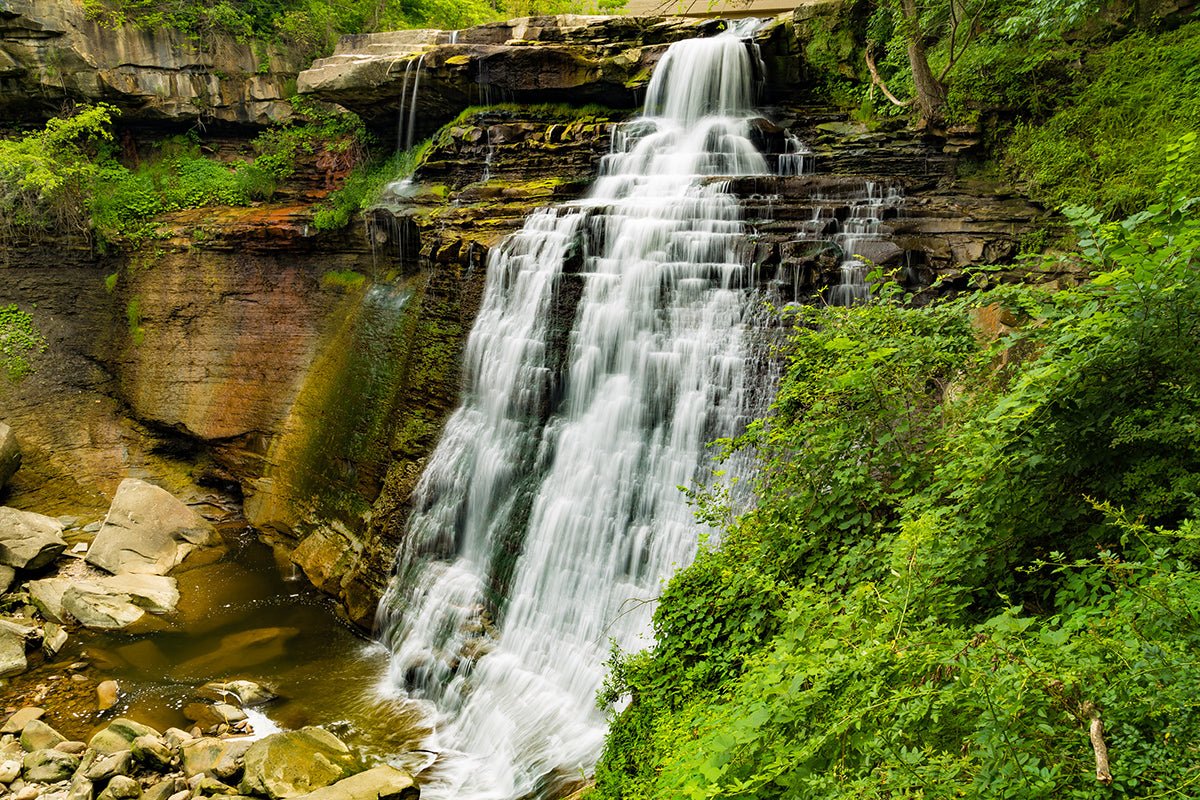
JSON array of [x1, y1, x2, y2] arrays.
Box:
[[0, 523, 428, 765]]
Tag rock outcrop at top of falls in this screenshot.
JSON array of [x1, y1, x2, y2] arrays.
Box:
[[297, 15, 733, 139]]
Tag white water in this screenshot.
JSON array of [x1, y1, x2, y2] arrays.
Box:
[[827, 181, 903, 305], [377, 32, 768, 799], [395, 54, 427, 153]]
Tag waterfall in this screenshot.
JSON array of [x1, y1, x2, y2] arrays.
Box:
[[827, 181, 903, 306], [377, 31, 768, 799], [394, 54, 427, 153]]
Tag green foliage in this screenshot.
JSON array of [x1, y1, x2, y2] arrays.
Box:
[[252, 97, 369, 182], [594, 196, 1200, 798], [0, 102, 372, 247], [1002, 22, 1200, 216], [311, 140, 429, 231], [0, 304, 47, 381], [0, 103, 117, 241], [320, 269, 367, 289]]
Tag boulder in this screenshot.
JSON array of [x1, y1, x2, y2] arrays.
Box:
[[62, 574, 179, 630], [0, 423, 20, 489], [197, 680, 277, 707], [99, 775, 141, 800], [42, 622, 68, 657], [0, 759, 20, 783], [97, 680, 120, 711], [66, 777, 94, 800], [26, 578, 69, 623], [0, 624, 27, 677], [0, 507, 68, 570], [238, 728, 361, 799], [1, 708, 44, 735], [86, 480, 220, 576], [293, 766, 418, 800], [62, 589, 145, 631], [22, 748, 79, 782], [131, 735, 174, 771], [83, 749, 132, 781], [179, 737, 252, 780], [89, 719, 159, 756], [20, 719, 66, 751], [0, 565, 14, 594]]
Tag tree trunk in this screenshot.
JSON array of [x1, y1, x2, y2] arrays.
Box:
[[899, 0, 948, 124]]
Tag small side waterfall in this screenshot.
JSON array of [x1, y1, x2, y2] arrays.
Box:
[[395, 54, 428, 153], [377, 31, 769, 799]]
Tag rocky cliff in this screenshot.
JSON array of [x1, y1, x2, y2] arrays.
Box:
[[0, 2, 1055, 626], [0, 0, 299, 127]]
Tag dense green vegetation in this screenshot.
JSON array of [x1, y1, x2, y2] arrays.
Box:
[[0, 99, 373, 247], [594, 178, 1200, 798], [854, 0, 1200, 214], [82, 0, 626, 60], [0, 305, 46, 381]]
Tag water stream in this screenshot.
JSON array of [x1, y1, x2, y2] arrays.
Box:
[[375, 29, 771, 800]]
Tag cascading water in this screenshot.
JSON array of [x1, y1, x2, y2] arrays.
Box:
[[377, 30, 769, 799], [827, 181, 903, 305]]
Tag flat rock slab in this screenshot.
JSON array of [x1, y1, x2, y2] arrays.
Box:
[[0, 507, 67, 570], [0, 708, 44, 734], [294, 766, 418, 800], [87, 479, 220, 575]]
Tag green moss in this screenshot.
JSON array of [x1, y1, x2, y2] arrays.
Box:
[[320, 270, 367, 289]]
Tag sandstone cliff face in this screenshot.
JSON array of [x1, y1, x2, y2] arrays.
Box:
[[0, 0, 299, 127]]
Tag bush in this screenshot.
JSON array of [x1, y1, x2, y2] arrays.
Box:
[[594, 193, 1200, 798]]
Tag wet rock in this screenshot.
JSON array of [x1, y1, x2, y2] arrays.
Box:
[[20, 720, 67, 752], [0, 623, 27, 677], [22, 748, 79, 782], [96, 680, 120, 711], [0, 423, 20, 490], [1, 708, 44, 735], [42, 622, 68, 657], [82, 749, 132, 780], [238, 728, 361, 799], [131, 735, 174, 771], [0, 508, 68, 570], [293, 765, 418, 800], [179, 737, 251, 780], [98, 775, 140, 800], [86, 480, 220, 576], [184, 703, 246, 730], [89, 719, 159, 756], [197, 680, 277, 707]]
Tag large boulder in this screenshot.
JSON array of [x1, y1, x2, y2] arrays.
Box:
[[293, 766, 418, 800], [0, 423, 19, 490], [22, 748, 79, 782], [180, 736, 252, 780], [238, 728, 361, 799], [89, 718, 160, 756], [0, 507, 67, 570], [87, 479, 220, 575]]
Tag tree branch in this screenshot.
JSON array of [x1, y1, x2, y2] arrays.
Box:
[[1082, 701, 1114, 786], [865, 49, 914, 108]]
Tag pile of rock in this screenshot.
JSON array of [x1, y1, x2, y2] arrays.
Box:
[[0, 477, 225, 679], [0, 710, 417, 800]]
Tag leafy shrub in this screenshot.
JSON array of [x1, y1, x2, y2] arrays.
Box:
[[594, 194, 1200, 798]]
